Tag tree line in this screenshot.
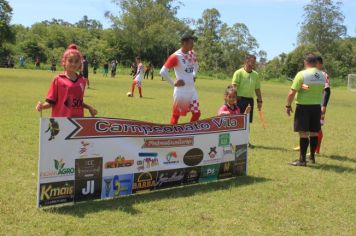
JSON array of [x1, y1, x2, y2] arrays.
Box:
[[0, 0, 355, 80]]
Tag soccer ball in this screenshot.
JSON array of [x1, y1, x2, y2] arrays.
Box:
[[126, 92, 132, 97]]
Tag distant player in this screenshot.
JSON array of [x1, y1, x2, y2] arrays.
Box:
[[160, 33, 200, 124], [129, 56, 144, 98], [36, 44, 97, 117]]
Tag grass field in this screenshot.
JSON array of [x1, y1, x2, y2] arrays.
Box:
[[0, 68, 355, 235]]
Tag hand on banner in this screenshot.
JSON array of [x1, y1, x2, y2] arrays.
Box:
[[88, 107, 98, 117]]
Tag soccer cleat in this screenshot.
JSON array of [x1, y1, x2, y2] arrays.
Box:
[[289, 160, 307, 166], [293, 146, 300, 151]]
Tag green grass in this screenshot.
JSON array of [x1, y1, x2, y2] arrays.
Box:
[[0, 68, 355, 235]]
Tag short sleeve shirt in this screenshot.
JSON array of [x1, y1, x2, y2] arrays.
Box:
[[291, 68, 326, 105], [164, 49, 198, 91], [46, 74, 86, 117], [232, 68, 261, 98]]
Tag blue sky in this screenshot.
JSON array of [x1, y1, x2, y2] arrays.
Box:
[[7, 0, 356, 59]]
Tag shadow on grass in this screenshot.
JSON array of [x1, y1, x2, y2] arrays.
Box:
[[45, 175, 270, 217], [320, 154, 356, 164], [308, 163, 355, 173], [253, 144, 291, 152]]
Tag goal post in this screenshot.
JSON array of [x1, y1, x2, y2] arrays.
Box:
[[347, 74, 356, 91]]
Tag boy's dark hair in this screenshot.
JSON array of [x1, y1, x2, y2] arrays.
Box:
[[245, 54, 256, 61], [135, 56, 141, 60], [304, 53, 317, 65], [316, 56, 323, 64]]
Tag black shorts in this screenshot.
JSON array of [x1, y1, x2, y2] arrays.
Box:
[[294, 104, 321, 132], [237, 97, 254, 123]]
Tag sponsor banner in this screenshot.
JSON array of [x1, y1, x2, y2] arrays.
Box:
[[39, 181, 74, 207], [38, 115, 249, 207]]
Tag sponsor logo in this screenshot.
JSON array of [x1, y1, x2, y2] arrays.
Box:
[[183, 148, 203, 166], [203, 146, 221, 164], [155, 169, 185, 189], [183, 167, 201, 184], [232, 144, 248, 159], [199, 164, 220, 183], [45, 118, 60, 141], [78, 141, 100, 158], [101, 174, 133, 199], [75, 157, 103, 180], [39, 181, 74, 207], [132, 172, 157, 193], [137, 153, 159, 171], [218, 161, 235, 179], [40, 159, 74, 179], [219, 133, 230, 147], [208, 147, 217, 159], [163, 151, 179, 165], [74, 178, 102, 202], [104, 155, 134, 169], [142, 137, 194, 148]]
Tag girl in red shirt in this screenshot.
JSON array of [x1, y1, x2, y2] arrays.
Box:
[[36, 44, 97, 117], [218, 85, 251, 116]]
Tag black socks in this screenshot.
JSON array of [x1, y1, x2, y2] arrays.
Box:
[[300, 137, 309, 162]]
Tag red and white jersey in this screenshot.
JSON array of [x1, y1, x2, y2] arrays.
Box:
[[323, 71, 330, 88], [46, 73, 86, 117], [164, 49, 198, 91], [134, 63, 144, 82]]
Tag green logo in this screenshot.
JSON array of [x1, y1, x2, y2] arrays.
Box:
[[54, 159, 74, 175], [219, 133, 230, 146]]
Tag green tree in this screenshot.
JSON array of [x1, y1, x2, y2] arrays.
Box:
[[298, 0, 346, 54], [0, 0, 14, 47], [107, 0, 188, 65], [195, 8, 222, 72]]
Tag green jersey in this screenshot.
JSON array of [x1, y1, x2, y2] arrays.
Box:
[[291, 68, 326, 105], [232, 68, 261, 98]]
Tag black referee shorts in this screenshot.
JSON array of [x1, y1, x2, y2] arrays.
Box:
[[294, 104, 321, 132], [237, 97, 254, 123]]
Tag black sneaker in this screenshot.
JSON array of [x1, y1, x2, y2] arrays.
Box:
[[289, 160, 306, 166]]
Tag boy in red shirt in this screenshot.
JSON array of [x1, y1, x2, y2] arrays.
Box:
[[36, 44, 97, 117]]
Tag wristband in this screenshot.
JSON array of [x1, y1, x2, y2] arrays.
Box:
[[285, 105, 291, 108], [257, 99, 263, 103]]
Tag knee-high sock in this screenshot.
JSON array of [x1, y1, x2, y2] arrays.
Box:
[[190, 111, 201, 122], [138, 87, 142, 97], [300, 137, 309, 162], [170, 114, 180, 125], [309, 136, 318, 159], [316, 130, 323, 154]]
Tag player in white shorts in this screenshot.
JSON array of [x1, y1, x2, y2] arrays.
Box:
[[160, 33, 200, 124], [129, 56, 144, 97]]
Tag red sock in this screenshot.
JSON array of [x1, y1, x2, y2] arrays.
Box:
[[316, 129, 323, 154], [190, 111, 201, 122], [170, 114, 180, 125], [138, 87, 142, 97]]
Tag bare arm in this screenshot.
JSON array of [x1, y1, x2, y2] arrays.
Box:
[[36, 101, 52, 112], [286, 89, 297, 116], [255, 89, 262, 111], [83, 103, 97, 117]]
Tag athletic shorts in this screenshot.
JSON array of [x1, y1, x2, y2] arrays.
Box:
[[294, 104, 321, 132], [172, 89, 200, 116], [237, 97, 254, 123]]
